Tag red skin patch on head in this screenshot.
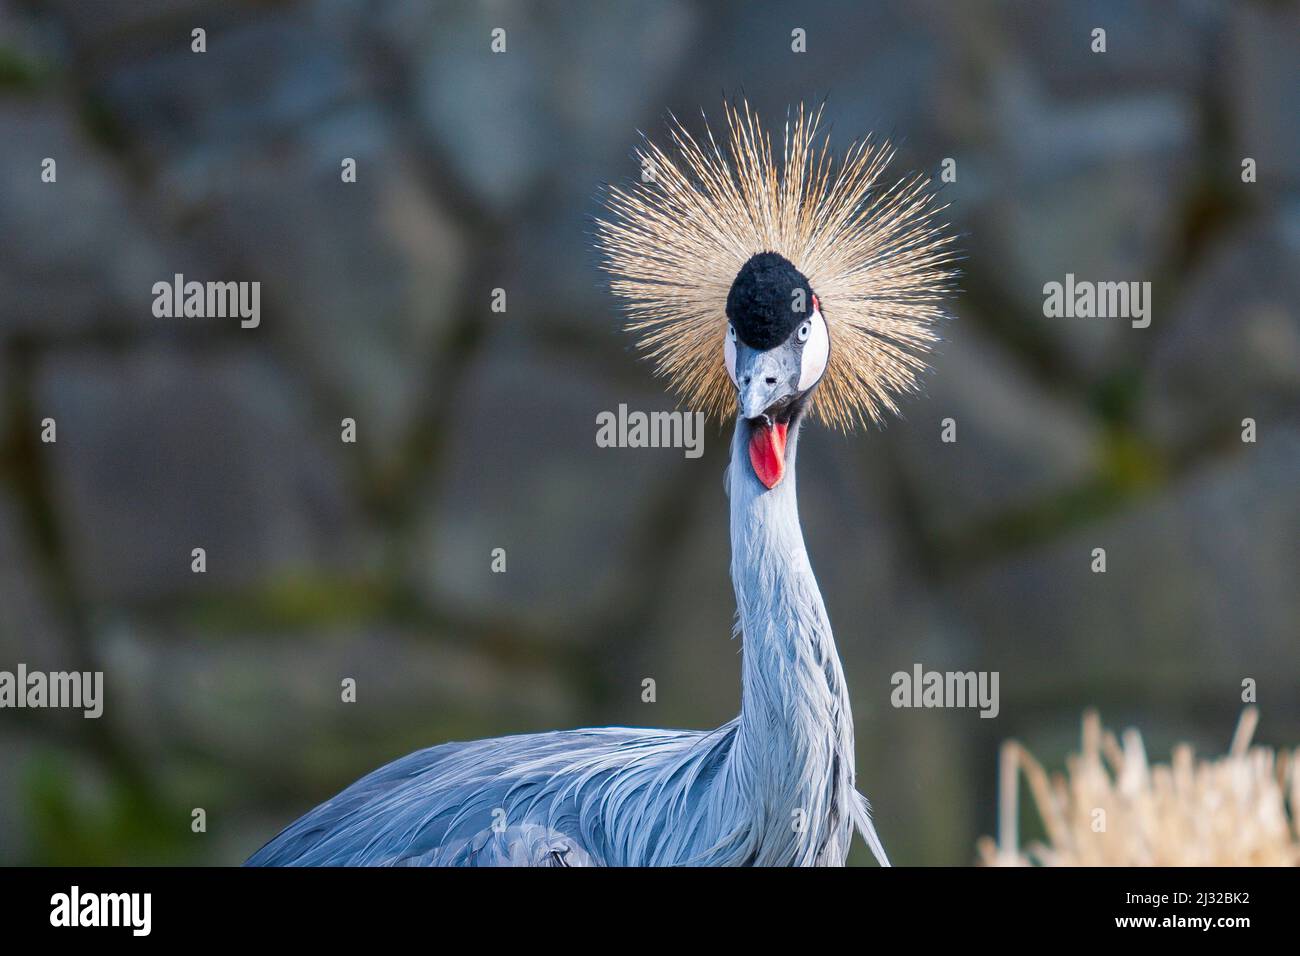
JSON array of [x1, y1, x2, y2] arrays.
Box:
[[748, 420, 789, 489]]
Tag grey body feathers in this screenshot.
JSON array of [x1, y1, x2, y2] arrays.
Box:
[[247, 419, 887, 867]]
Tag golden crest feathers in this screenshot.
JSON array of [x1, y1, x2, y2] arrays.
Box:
[[596, 100, 958, 430]]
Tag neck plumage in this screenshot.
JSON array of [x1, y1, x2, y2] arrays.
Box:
[[723, 416, 857, 865]]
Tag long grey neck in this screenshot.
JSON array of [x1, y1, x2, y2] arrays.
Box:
[[723, 416, 857, 865]]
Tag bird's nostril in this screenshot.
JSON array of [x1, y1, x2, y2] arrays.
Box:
[[765, 376, 777, 385], [742, 376, 751, 385]]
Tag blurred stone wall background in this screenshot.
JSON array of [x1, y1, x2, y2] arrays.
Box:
[[0, 0, 1296, 865]]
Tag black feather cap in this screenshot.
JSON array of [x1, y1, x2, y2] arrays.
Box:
[[725, 252, 815, 350]]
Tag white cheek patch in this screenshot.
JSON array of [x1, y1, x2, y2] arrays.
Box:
[[724, 332, 737, 384], [798, 309, 829, 390]]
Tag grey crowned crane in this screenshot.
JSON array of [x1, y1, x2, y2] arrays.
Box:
[[246, 101, 957, 867]]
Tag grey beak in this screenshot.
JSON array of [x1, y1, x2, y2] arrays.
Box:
[[736, 346, 798, 420]]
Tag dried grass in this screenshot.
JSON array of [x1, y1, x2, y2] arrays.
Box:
[[978, 708, 1300, 866]]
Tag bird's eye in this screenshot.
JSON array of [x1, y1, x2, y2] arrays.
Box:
[[728, 324, 737, 341], [797, 321, 810, 343]]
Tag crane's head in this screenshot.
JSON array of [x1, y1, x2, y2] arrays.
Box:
[[724, 252, 829, 488], [597, 100, 959, 485]]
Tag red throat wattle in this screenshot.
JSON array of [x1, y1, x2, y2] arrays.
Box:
[[748, 421, 789, 489]]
